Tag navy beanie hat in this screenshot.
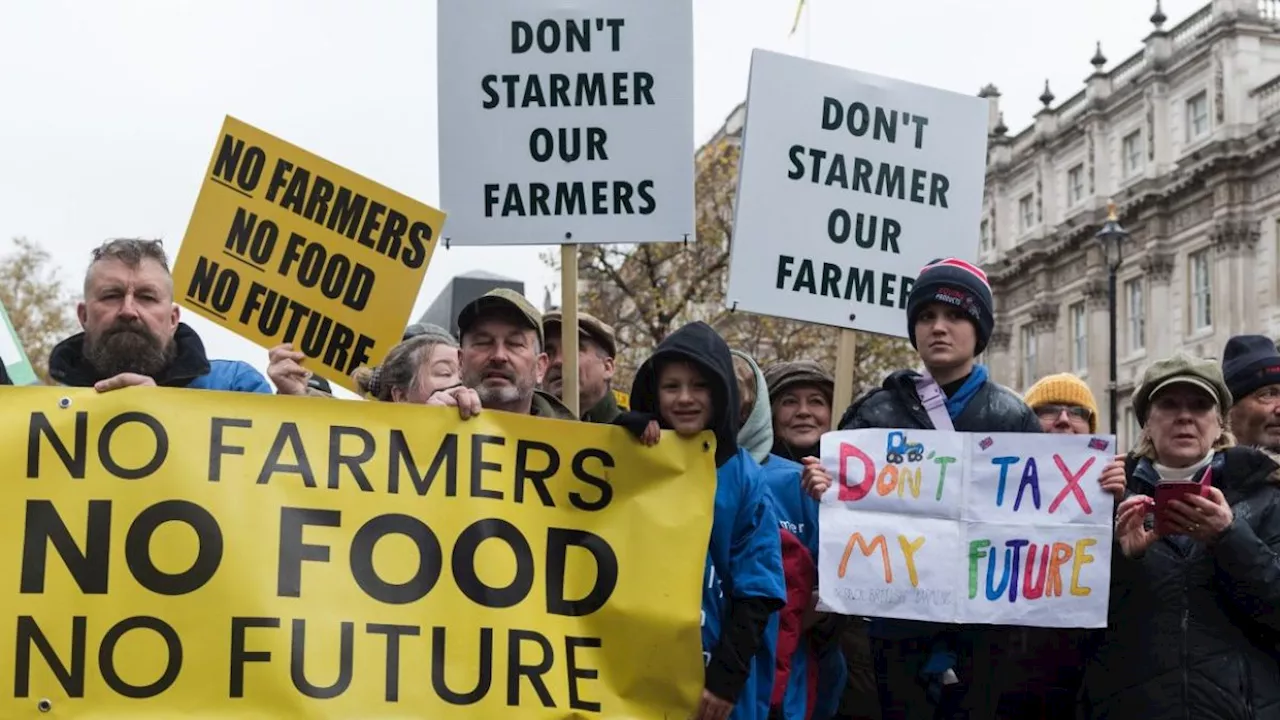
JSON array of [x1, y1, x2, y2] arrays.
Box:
[[906, 258, 995, 355], [1222, 334, 1280, 402]]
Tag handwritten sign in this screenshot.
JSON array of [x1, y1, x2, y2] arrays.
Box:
[[817, 430, 1115, 628], [172, 116, 447, 393]]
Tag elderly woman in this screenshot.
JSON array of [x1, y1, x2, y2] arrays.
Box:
[[1083, 352, 1280, 719], [351, 323, 462, 402]]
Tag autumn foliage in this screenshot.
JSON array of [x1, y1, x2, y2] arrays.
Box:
[[544, 132, 917, 394], [0, 237, 79, 383]]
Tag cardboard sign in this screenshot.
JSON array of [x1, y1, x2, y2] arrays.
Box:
[[172, 116, 446, 392], [817, 430, 1115, 628], [0, 387, 714, 718], [437, 0, 695, 246], [727, 51, 988, 337]]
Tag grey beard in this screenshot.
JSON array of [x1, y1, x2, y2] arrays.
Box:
[[476, 382, 528, 410], [84, 328, 174, 379]]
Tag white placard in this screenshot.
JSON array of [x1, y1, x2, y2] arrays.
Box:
[[817, 429, 1116, 628], [437, 0, 695, 246], [727, 50, 989, 336]]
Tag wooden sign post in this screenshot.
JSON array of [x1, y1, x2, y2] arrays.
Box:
[[559, 244, 581, 418]]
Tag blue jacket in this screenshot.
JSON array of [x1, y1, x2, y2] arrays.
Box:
[[704, 449, 787, 720], [49, 322, 271, 393], [760, 453, 845, 720], [630, 323, 787, 719]]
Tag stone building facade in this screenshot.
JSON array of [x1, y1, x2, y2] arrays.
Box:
[[981, 0, 1280, 448]]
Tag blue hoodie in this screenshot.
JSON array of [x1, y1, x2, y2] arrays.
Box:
[[631, 322, 787, 720]]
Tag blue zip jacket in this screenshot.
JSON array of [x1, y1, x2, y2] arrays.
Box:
[[704, 449, 787, 720], [50, 322, 271, 393], [630, 322, 787, 720]]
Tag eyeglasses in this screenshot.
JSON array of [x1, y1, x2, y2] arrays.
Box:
[[1035, 404, 1092, 422]]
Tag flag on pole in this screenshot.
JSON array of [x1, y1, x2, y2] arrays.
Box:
[[789, 0, 807, 36]]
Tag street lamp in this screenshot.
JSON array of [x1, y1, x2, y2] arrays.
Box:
[[1095, 200, 1130, 436]]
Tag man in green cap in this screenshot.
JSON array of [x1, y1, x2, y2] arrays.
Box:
[[437, 288, 574, 420], [542, 310, 622, 424]]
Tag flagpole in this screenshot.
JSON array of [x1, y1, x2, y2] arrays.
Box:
[[804, 0, 812, 58]]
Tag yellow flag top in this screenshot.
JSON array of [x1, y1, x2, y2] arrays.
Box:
[[171, 116, 447, 394], [0, 387, 715, 719]]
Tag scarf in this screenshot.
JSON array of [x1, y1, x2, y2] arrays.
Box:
[[944, 364, 988, 420]]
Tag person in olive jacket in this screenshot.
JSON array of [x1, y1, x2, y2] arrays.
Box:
[[1087, 352, 1280, 719]]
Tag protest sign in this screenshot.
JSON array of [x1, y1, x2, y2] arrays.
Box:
[[817, 429, 1115, 628], [437, 0, 694, 246], [726, 50, 989, 337], [0, 387, 713, 718], [0, 298, 38, 385], [171, 116, 446, 393]]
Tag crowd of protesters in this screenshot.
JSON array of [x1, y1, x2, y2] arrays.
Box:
[[12, 237, 1280, 720]]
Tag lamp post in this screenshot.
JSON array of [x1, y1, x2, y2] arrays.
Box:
[[1095, 200, 1130, 436]]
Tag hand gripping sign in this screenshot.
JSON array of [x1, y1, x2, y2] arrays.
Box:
[[0, 387, 714, 718]]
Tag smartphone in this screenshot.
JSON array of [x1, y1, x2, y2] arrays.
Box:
[[1153, 474, 1210, 535]]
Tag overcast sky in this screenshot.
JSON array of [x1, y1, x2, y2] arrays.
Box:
[[0, 0, 1205, 386]]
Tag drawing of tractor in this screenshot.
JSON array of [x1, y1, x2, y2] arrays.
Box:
[[885, 431, 925, 464]]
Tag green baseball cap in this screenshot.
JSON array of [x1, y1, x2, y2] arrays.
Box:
[[543, 310, 618, 357], [456, 288, 544, 347], [1132, 351, 1233, 426]]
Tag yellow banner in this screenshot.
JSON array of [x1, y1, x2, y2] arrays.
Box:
[[171, 116, 447, 394], [0, 388, 713, 718]]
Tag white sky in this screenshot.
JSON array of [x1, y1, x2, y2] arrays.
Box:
[[0, 0, 1205, 385]]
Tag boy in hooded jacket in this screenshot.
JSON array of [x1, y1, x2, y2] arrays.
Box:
[[803, 258, 1041, 720], [617, 322, 787, 720]]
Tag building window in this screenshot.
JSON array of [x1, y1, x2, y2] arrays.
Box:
[[1019, 194, 1035, 230], [1189, 249, 1212, 331], [1021, 325, 1038, 387], [1187, 91, 1209, 141], [1123, 130, 1143, 178], [1067, 165, 1084, 206], [980, 219, 991, 252], [1070, 303, 1087, 372], [1124, 406, 1139, 450], [1125, 278, 1145, 352]]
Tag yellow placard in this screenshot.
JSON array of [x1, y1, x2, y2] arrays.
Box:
[[172, 116, 446, 394], [0, 387, 714, 718]]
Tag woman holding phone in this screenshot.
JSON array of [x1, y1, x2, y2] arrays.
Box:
[[1081, 352, 1280, 719]]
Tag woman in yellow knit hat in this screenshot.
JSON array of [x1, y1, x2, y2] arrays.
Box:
[[1024, 372, 1100, 434]]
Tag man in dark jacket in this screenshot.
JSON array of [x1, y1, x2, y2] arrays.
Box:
[[1222, 334, 1280, 453], [831, 257, 1040, 720], [542, 310, 621, 423], [49, 238, 270, 394]]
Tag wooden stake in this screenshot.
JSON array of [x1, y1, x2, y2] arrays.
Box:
[[559, 244, 580, 418], [831, 329, 858, 430]]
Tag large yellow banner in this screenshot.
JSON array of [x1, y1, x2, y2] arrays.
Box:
[[0, 388, 714, 719], [171, 116, 447, 394]]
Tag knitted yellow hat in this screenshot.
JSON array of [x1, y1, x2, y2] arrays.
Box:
[[1023, 373, 1099, 432]]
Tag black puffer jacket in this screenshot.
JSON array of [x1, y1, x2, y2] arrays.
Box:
[[839, 369, 1041, 434], [1082, 447, 1280, 720]]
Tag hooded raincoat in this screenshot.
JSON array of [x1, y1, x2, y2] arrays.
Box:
[[630, 323, 787, 719], [732, 350, 845, 720]]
